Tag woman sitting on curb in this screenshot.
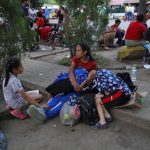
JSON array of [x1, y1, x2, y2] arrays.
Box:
[[27, 43, 97, 122]]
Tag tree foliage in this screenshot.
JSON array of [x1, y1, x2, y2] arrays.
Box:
[[30, 0, 45, 9], [0, 0, 45, 83], [56, 0, 109, 53]]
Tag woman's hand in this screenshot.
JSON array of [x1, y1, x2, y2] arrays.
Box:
[[73, 83, 82, 91]]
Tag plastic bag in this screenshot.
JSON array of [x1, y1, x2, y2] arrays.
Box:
[[59, 103, 80, 126]]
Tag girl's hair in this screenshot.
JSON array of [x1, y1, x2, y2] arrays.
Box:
[[4, 57, 21, 87], [77, 43, 94, 60]]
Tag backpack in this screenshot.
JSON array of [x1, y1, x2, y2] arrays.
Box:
[[80, 93, 99, 126], [116, 72, 137, 92]]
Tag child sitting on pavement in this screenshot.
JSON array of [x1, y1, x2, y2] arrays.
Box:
[[2, 57, 43, 120]]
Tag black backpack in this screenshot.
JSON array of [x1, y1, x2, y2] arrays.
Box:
[[80, 93, 99, 126], [116, 72, 137, 92]]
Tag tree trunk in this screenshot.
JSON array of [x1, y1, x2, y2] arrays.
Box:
[[139, 0, 146, 15]]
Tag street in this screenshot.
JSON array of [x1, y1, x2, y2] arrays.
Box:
[[0, 117, 150, 150]]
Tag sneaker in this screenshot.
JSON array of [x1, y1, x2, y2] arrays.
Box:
[[10, 110, 27, 120], [27, 105, 46, 123]]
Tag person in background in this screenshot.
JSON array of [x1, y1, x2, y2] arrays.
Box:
[[57, 6, 64, 26], [36, 11, 45, 28], [103, 25, 116, 50], [111, 19, 125, 46], [125, 14, 148, 47], [125, 3, 134, 21], [21, 0, 30, 19], [3, 57, 43, 120], [45, 6, 49, 19]]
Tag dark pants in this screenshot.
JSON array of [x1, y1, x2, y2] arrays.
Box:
[[125, 12, 134, 21], [45, 78, 75, 97], [115, 31, 124, 45], [101, 90, 130, 110]]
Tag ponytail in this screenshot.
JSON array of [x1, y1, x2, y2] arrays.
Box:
[[4, 68, 10, 87]]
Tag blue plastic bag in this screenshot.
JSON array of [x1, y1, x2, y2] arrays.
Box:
[[0, 131, 7, 150]]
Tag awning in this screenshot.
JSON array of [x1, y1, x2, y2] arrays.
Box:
[[124, 0, 139, 3], [109, 0, 126, 5], [147, 1, 150, 4]]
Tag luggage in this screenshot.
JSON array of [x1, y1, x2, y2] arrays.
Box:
[[116, 72, 137, 92], [80, 93, 99, 126]]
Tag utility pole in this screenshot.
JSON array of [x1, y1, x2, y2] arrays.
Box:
[[139, 0, 146, 15]]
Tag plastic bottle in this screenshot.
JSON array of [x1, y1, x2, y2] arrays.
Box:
[[142, 56, 146, 64], [131, 64, 137, 82]]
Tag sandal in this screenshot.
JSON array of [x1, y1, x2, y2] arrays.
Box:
[[95, 122, 109, 129], [105, 117, 113, 123], [5, 104, 14, 111], [10, 110, 27, 120]]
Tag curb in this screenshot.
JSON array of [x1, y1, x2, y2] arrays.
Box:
[[0, 72, 149, 131], [112, 108, 150, 131], [20, 80, 150, 131], [30, 49, 70, 59]]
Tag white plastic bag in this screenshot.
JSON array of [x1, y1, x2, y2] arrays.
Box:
[[59, 103, 80, 126]]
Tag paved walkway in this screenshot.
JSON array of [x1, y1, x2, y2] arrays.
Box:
[[0, 45, 150, 131]]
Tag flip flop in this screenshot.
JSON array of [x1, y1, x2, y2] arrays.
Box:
[[95, 122, 109, 129], [105, 117, 113, 123]]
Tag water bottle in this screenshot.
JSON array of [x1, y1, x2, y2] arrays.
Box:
[[131, 64, 137, 82], [142, 56, 146, 64]]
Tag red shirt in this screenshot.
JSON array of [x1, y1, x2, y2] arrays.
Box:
[[125, 21, 146, 40], [36, 17, 44, 27], [111, 24, 120, 31], [40, 26, 53, 40], [71, 56, 96, 71]]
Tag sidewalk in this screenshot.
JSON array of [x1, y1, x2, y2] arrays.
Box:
[[1, 57, 149, 131], [25, 44, 69, 59]]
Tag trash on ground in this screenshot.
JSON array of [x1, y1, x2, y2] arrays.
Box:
[[144, 64, 150, 69]]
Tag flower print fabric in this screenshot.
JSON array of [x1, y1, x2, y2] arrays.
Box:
[[92, 69, 131, 96]]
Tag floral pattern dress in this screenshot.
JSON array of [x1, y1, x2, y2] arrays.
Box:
[[92, 69, 131, 96]]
